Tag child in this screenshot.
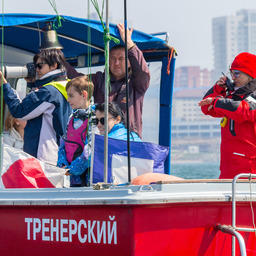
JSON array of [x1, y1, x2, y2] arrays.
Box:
[[57, 75, 95, 187], [3, 111, 27, 149]]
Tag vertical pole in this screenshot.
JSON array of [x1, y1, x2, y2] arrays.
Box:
[[0, 7, 5, 176], [103, 0, 109, 183], [159, 56, 176, 174], [124, 0, 131, 182]]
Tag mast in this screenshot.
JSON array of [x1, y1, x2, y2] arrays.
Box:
[[124, 0, 131, 182], [103, 0, 109, 183]]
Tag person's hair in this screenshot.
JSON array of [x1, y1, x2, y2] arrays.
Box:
[[95, 102, 126, 125], [33, 49, 66, 71], [110, 45, 125, 53], [66, 75, 94, 100], [5, 111, 19, 131]]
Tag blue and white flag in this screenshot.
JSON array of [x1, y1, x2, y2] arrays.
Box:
[[92, 135, 169, 184]]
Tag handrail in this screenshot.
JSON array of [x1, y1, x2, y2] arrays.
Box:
[[232, 173, 256, 256], [216, 225, 247, 256]]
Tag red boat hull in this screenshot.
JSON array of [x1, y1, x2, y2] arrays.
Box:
[[0, 201, 255, 256]]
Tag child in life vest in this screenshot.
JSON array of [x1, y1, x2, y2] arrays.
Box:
[[57, 75, 95, 187]]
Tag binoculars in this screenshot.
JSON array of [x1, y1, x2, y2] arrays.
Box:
[[1, 63, 36, 79]]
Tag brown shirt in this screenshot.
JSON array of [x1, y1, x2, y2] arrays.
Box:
[[92, 45, 150, 138]]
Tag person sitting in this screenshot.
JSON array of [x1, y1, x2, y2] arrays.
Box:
[[95, 102, 141, 141], [57, 76, 95, 187], [0, 49, 72, 165], [3, 111, 27, 150]]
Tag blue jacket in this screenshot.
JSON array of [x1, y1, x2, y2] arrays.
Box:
[[3, 71, 71, 164], [108, 123, 141, 141]]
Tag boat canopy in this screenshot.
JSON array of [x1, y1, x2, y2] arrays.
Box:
[[0, 13, 171, 66], [0, 13, 176, 173]]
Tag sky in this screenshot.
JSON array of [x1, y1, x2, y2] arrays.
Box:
[[3, 0, 256, 70]]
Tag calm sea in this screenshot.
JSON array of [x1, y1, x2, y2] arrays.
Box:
[[171, 162, 220, 179]]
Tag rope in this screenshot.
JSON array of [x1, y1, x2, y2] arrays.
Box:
[[48, 0, 65, 30], [87, 0, 93, 184], [0, 0, 5, 173], [166, 47, 174, 75], [90, 0, 120, 90]]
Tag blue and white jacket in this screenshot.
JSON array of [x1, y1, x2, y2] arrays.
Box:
[[3, 70, 72, 165]]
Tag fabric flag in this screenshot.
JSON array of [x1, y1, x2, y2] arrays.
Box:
[[0, 144, 67, 188], [92, 134, 169, 184]]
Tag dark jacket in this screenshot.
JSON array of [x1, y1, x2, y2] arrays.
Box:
[[3, 71, 71, 164]]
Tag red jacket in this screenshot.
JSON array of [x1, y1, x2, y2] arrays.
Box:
[[201, 80, 256, 178]]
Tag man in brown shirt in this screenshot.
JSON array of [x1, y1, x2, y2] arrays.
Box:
[[92, 24, 150, 138], [66, 23, 150, 138]]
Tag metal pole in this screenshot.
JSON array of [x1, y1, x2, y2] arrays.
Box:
[[103, 0, 109, 183], [232, 173, 256, 256], [216, 225, 247, 256], [124, 0, 131, 182]]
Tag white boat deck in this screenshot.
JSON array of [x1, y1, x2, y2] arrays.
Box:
[[0, 179, 255, 205]]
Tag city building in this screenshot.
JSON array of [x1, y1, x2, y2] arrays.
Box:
[[175, 66, 211, 88], [171, 88, 220, 139], [171, 88, 221, 159], [212, 9, 256, 81]]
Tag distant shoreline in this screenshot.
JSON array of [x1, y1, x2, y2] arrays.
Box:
[[171, 160, 219, 165]]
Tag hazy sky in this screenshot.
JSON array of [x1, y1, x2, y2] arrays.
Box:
[[3, 0, 256, 70]]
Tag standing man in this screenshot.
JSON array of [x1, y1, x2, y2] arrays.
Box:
[[92, 24, 150, 138], [66, 24, 150, 138], [0, 49, 71, 165]]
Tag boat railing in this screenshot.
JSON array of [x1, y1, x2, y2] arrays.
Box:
[[217, 173, 256, 256]]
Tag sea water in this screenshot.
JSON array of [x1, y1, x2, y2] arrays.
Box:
[[171, 162, 220, 179]]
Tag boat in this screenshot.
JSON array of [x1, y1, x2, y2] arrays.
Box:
[[1, 12, 256, 256]]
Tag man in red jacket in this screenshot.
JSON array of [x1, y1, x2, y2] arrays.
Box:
[[199, 52, 256, 178]]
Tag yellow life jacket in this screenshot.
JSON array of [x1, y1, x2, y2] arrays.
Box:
[[43, 80, 69, 100]]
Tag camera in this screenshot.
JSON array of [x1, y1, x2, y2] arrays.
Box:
[[1, 63, 36, 79]]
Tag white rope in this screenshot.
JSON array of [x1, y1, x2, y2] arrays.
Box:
[[249, 174, 256, 237]]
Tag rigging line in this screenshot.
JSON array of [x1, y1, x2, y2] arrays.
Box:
[[249, 175, 256, 238], [90, 0, 116, 184], [47, 0, 64, 30], [124, 0, 131, 183], [87, 0, 93, 185], [0, 0, 5, 175], [103, 0, 109, 184], [13, 25, 104, 52]]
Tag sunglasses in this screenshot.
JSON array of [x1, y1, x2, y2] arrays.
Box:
[[95, 117, 105, 125], [35, 62, 47, 70], [230, 70, 241, 78]]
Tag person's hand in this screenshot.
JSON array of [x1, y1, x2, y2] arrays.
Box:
[[117, 23, 135, 49], [65, 170, 71, 176], [216, 76, 227, 88], [25, 77, 35, 83], [198, 97, 214, 111], [0, 71, 7, 85]]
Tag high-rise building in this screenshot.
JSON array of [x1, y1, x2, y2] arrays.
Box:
[[174, 66, 211, 88], [212, 9, 256, 82]]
